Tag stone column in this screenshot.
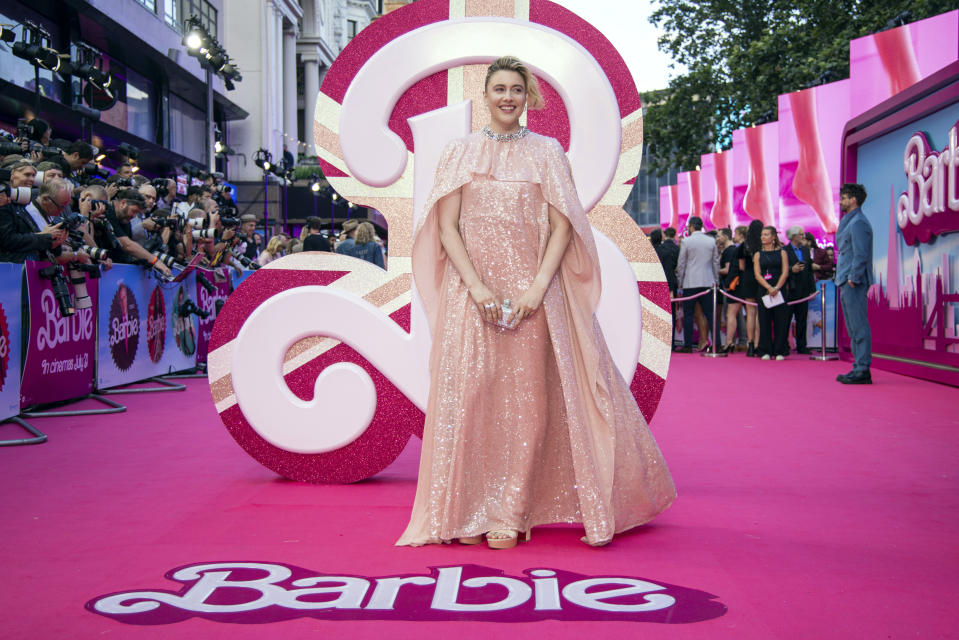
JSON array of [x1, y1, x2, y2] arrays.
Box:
[[302, 52, 320, 156], [283, 26, 298, 156]]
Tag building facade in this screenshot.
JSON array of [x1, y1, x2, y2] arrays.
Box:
[[223, 0, 380, 183], [0, 0, 245, 175]]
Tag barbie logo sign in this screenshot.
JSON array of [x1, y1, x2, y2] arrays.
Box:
[[896, 122, 959, 245], [88, 562, 725, 624], [36, 289, 95, 350]]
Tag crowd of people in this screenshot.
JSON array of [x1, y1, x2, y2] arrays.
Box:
[[651, 215, 837, 360], [0, 117, 388, 311]]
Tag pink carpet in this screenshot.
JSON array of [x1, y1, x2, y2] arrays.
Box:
[[2, 354, 956, 638]]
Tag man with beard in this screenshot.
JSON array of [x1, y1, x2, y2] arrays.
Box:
[[835, 183, 873, 385]]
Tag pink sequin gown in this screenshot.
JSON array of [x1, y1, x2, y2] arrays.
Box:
[[397, 130, 675, 546]]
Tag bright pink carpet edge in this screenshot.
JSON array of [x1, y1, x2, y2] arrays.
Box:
[[1, 354, 956, 639]]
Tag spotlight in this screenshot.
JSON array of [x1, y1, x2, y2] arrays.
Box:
[[183, 22, 204, 51], [310, 174, 321, 193], [224, 77, 235, 91], [118, 142, 139, 161], [36, 47, 62, 71], [12, 41, 41, 63], [254, 148, 273, 171], [95, 152, 106, 162], [130, 164, 140, 173], [0, 25, 15, 44]]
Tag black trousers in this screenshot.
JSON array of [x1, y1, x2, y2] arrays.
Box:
[[757, 300, 790, 357], [682, 287, 714, 347], [788, 300, 809, 351]]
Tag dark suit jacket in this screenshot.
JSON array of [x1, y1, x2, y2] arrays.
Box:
[[0, 203, 54, 263], [654, 240, 679, 293], [785, 243, 816, 300]]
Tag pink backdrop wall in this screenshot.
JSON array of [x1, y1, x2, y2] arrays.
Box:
[[658, 10, 959, 241]]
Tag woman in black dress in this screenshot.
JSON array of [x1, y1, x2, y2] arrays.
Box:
[[737, 220, 763, 356], [752, 225, 790, 360]]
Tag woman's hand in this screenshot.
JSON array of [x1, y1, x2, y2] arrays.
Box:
[[511, 283, 546, 326], [469, 283, 501, 324]]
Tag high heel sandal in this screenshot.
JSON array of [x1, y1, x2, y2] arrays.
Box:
[[486, 529, 531, 550], [580, 535, 611, 547], [746, 343, 755, 357]]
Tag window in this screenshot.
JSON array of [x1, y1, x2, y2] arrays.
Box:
[[134, 0, 157, 12], [165, 0, 217, 36], [348, 20, 358, 40], [126, 67, 155, 141], [169, 92, 205, 161]]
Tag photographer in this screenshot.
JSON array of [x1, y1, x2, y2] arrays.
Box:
[[26, 178, 92, 265], [174, 185, 205, 219], [106, 189, 172, 277], [62, 141, 96, 174], [154, 178, 178, 210], [116, 162, 134, 180], [129, 182, 158, 245], [239, 214, 258, 260], [0, 164, 68, 262], [76, 185, 114, 270]]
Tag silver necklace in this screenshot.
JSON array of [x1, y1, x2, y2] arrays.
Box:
[[481, 125, 529, 142]]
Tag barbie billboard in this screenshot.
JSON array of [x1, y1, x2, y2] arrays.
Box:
[[842, 59, 959, 386]]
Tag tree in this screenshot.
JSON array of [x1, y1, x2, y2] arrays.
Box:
[[644, 1, 957, 175]]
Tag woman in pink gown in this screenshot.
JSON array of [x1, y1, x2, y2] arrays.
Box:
[[398, 57, 675, 548]]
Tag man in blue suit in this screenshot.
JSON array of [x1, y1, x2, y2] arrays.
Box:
[[835, 183, 873, 384]]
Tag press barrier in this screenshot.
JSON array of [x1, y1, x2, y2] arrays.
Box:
[[0, 260, 252, 444]]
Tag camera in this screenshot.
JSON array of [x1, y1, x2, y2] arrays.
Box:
[[186, 217, 205, 229], [82, 245, 110, 262], [152, 178, 174, 200], [0, 138, 24, 156], [150, 215, 179, 229], [49, 211, 89, 247], [113, 177, 133, 188], [231, 249, 260, 270], [152, 251, 183, 270], [94, 216, 121, 250], [220, 216, 240, 228], [177, 298, 210, 319], [38, 262, 76, 316], [1, 183, 33, 205], [192, 228, 217, 241], [16, 118, 33, 140]]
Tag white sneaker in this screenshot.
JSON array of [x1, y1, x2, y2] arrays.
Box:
[[775, 355, 785, 361], [761, 355, 771, 360]]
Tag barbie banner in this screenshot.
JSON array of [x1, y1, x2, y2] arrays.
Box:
[[0, 263, 22, 421], [195, 268, 232, 364], [96, 265, 199, 389], [20, 260, 97, 408]]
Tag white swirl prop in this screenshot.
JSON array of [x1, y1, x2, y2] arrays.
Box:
[[231, 286, 428, 454], [340, 17, 622, 213]]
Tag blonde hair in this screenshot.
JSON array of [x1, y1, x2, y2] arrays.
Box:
[[265, 235, 284, 255], [354, 221, 376, 245], [484, 56, 544, 110]]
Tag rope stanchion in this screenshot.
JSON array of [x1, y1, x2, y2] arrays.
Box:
[[720, 289, 758, 306], [672, 289, 712, 303], [702, 282, 727, 358], [810, 281, 839, 361], [718, 288, 820, 307]]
